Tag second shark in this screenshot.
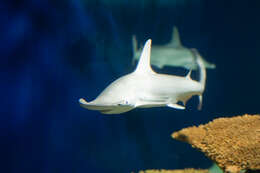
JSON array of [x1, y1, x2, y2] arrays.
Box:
[[133, 27, 215, 70]]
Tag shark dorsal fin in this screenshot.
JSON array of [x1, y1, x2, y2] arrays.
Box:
[[170, 27, 182, 48], [134, 39, 156, 74]]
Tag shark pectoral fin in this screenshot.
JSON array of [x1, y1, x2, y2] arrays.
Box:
[[198, 95, 203, 110], [167, 103, 185, 110]]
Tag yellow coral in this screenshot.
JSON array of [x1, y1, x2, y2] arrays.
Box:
[[172, 114, 260, 173], [138, 168, 208, 173]]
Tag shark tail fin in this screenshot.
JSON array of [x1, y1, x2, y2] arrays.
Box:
[[191, 49, 206, 90], [190, 49, 206, 110], [198, 95, 203, 110], [132, 35, 138, 65]]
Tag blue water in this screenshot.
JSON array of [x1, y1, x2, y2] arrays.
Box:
[[2, 0, 260, 172]]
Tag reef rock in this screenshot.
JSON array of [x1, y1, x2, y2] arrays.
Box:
[[138, 168, 208, 173], [172, 114, 260, 173]]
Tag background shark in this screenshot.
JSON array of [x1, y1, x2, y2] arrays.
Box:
[[132, 27, 216, 70], [79, 39, 206, 114]]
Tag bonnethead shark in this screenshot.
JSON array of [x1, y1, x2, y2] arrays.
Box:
[[79, 39, 206, 114], [132, 27, 215, 70]]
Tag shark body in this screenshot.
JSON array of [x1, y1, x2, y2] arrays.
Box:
[[79, 39, 206, 114], [133, 27, 215, 70]]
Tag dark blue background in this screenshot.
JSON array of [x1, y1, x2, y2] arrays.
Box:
[[2, 0, 260, 172]]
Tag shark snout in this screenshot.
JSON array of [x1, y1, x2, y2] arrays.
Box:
[[79, 98, 88, 105], [79, 98, 103, 110]]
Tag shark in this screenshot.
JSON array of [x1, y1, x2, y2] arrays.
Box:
[[79, 39, 206, 114], [132, 27, 216, 70]]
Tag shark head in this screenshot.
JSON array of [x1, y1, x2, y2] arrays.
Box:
[[79, 73, 138, 114], [79, 39, 153, 114], [79, 98, 134, 114]]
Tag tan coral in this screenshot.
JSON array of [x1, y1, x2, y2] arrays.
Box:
[[138, 168, 208, 173], [172, 114, 260, 173]]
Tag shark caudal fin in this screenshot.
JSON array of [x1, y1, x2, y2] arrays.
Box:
[[190, 49, 206, 110], [134, 39, 156, 74], [191, 49, 206, 89], [132, 35, 138, 65]]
